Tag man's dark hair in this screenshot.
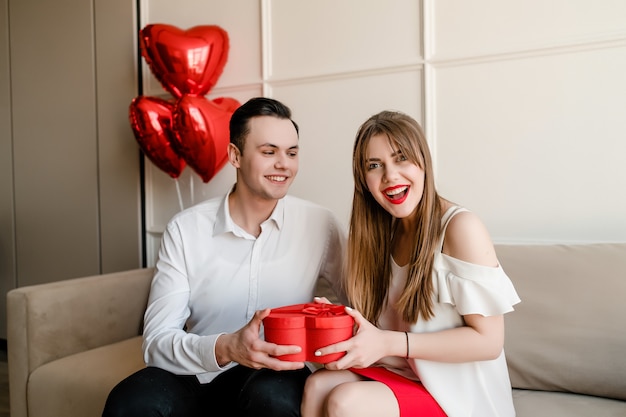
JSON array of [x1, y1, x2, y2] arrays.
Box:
[[229, 97, 299, 154]]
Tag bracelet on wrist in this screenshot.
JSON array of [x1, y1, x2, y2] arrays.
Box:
[[404, 331, 410, 359]]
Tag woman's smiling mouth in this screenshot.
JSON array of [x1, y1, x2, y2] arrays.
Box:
[[383, 185, 409, 204]]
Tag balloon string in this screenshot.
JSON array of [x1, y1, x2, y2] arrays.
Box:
[[175, 179, 184, 212], [190, 174, 195, 206]]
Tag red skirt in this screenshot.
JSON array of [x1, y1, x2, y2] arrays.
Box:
[[350, 367, 446, 417]]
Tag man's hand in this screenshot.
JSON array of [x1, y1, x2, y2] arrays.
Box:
[[313, 296, 332, 304], [215, 308, 306, 371]]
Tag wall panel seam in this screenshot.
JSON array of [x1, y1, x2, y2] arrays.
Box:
[[261, 0, 271, 96], [432, 35, 626, 69], [265, 64, 425, 88], [422, 0, 437, 175]]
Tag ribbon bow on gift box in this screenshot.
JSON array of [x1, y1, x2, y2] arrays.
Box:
[[263, 303, 354, 363], [302, 303, 346, 316]]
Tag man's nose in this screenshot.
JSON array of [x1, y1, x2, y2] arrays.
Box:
[[274, 153, 287, 168]]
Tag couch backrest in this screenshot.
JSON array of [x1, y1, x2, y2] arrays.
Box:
[[496, 243, 626, 401], [7, 268, 154, 373]]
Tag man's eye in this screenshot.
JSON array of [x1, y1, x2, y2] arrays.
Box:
[[288, 151, 298, 157], [263, 151, 275, 155]]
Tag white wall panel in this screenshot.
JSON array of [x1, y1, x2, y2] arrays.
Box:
[[432, 0, 626, 59], [272, 70, 423, 226], [145, 164, 234, 229], [144, 164, 236, 266], [140, 0, 261, 96], [434, 45, 626, 242], [269, 0, 422, 79]]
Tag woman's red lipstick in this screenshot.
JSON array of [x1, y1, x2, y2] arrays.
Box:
[[383, 185, 409, 205]]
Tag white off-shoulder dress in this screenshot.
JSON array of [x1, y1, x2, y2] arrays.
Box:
[[373, 206, 521, 417]]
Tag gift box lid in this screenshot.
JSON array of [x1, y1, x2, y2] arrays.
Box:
[[263, 303, 353, 329], [263, 313, 305, 329]]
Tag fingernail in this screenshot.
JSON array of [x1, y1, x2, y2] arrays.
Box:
[[314, 350, 322, 357], [314, 297, 321, 300], [345, 306, 353, 311]]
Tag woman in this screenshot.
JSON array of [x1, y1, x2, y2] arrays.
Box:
[[301, 111, 520, 417]]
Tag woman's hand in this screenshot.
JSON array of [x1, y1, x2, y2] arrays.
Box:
[[314, 307, 390, 370]]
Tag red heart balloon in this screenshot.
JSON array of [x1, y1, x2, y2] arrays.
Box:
[[129, 96, 186, 179], [140, 24, 230, 98], [172, 95, 240, 183]]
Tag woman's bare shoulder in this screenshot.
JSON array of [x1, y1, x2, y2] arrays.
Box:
[[442, 209, 498, 267]]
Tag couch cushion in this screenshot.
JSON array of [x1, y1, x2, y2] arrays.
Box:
[[497, 244, 626, 401], [28, 336, 145, 417], [512, 389, 626, 417]]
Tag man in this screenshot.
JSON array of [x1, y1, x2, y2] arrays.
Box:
[[103, 97, 346, 417]]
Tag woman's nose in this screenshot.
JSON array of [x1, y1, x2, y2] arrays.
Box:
[[382, 165, 397, 182]]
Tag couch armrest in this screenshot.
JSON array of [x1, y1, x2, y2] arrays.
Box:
[[6, 267, 154, 417]]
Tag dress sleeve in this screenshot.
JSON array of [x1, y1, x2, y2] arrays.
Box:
[[433, 252, 521, 316]]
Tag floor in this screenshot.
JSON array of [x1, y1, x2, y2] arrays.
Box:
[[0, 340, 9, 416]]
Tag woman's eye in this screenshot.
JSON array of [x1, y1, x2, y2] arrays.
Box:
[[397, 154, 407, 162], [367, 162, 381, 170]]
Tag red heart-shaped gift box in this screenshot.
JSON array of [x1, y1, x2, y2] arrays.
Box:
[[263, 303, 354, 363]]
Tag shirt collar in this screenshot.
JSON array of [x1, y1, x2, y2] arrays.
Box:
[[213, 191, 232, 236], [268, 197, 285, 230], [213, 187, 285, 237]]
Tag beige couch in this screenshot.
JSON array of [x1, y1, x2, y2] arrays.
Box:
[[498, 243, 626, 416], [7, 244, 626, 417], [7, 268, 153, 417]]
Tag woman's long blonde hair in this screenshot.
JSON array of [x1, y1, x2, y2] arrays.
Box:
[[346, 111, 443, 323]]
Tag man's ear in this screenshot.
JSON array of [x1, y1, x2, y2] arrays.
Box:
[[228, 143, 241, 168]]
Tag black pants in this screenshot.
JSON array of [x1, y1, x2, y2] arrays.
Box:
[[102, 365, 311, 417]]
